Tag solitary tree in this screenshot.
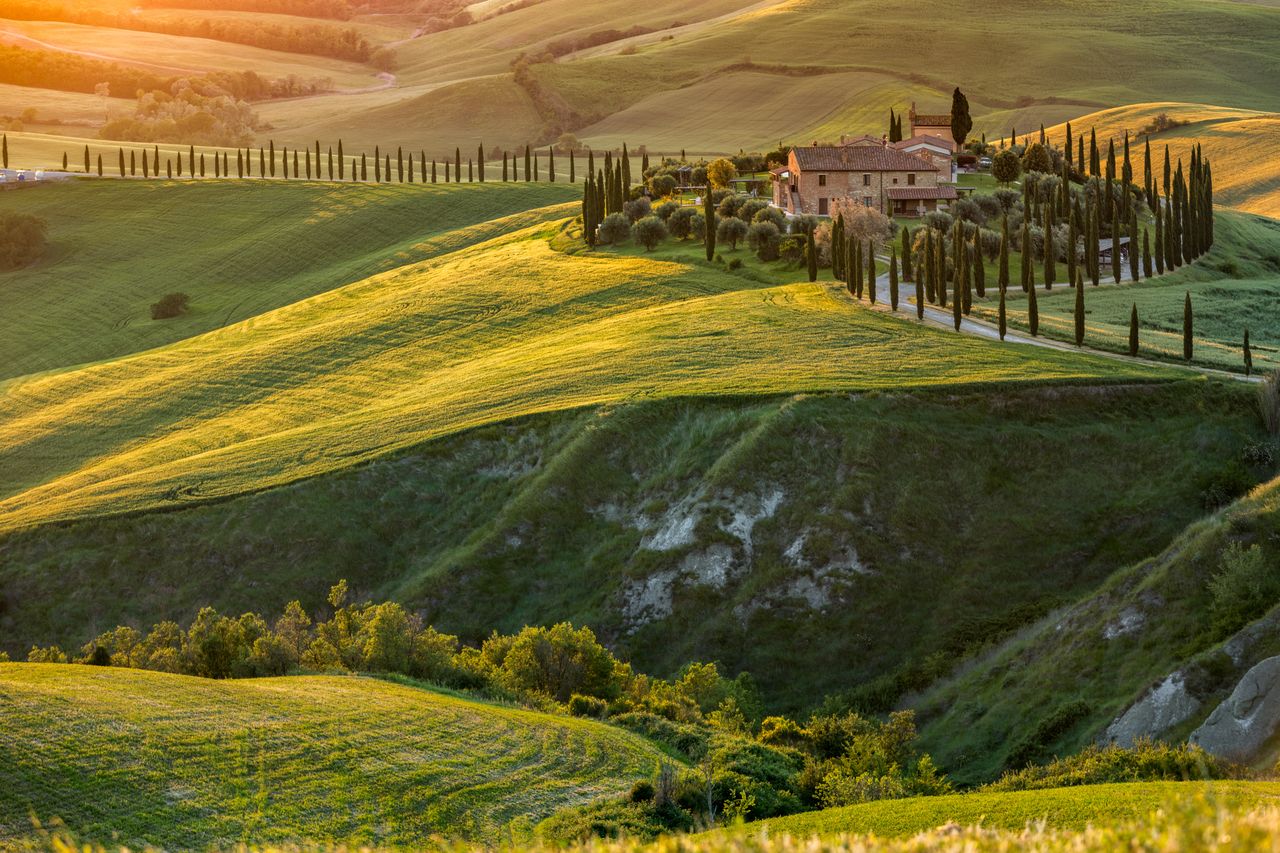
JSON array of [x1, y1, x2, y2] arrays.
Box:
[[1, 134, 7, 168], [1074, 269, 1085, 345], [1244, 328, 1253, 376], [704, 190, 716, 261], [992, 149, 1021, 185], [1129, 303, 1140, 356], [950, 87, 973, 148], [998, 282, 1007, 340], [1027, 281, 1039, 336], [901, 227, 913, 281], [806, 229, 818, 282], [1183, 291, 1194, 360], [889, 249, 899, 310]]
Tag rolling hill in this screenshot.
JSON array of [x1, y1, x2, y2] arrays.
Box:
[[0, 663, 668, 847]]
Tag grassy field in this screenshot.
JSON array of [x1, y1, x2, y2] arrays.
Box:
[[0, 180, 581, 376], [0, 181, 1180, 535], [738, 782, 1280, 838], [1046, 102, 1280, 218], [0, 663, 668, 847], [969, 211, 1280, 373]]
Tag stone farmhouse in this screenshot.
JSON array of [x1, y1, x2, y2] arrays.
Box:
[[892, 134, 956, 180], [907, 103, 955, 146], [771, 139, 957, 218]]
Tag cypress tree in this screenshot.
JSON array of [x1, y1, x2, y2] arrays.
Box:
[[901, 227, 913, 282], [846, 234, 856, 298], [1028, 280, 1039, 336], [1, 134, 6, 168], [1183, 292, 1193, 361], [177, 150, 183, 176], [83, 145, 90, 173], [1128, 210, 1140, 281], [96, 154, 103, 177], [935, 234, 947, 308], [408, 154, 414, 183], [570, 149, 576, 183], [166, 159, 172, 179], [621, 142, 630, 190], [387, 154, 392, 182], [455, 148, 462, 183], [1074, 268, 1085, 345], [704, 189, 716, 262], [431, 159, 437, 183], [223, 152, 229, 177], [338, 141, 344, 179], [420, 151, 427, 183], [294, 150, 300, 179], [867, 240, 877, 303], [62, 151, 68, 172], [1128, 303, 1140, 356], [853, 240, 863, 297], [1143, 229, 1154, 279], [259, 148, 266, 178], [998, 280, 1007, 340], [1089, 200, 1101, 286], [960, 236, 971, 315], [306, 148, 312, 180], [952, 258, 963, 331], [479, 144, 486, 182], [361, 154, 368, 181], [199, 153, 205, 177], [1143, 137, 1153, 205], [1078, 136, 1085, 177], [1244, 328, 1253, 376], [533, 151, 539, 182], [397, 147, 404, 182], [468, 159, 473, 182], [1020, 218, 1032, 292], [548, 147, 555, 182], [525, 145, 532, 181], [1163, 144, 1171, 197], [1111, 208, 1122, 283], [1043, 206, 1055, 289], [832, 215, 845, 281], [118, 148, 125, 176], [807, 229, 818, 283], [1165, 195, 1177, 270], [1067, 208, 1078, 287], [924, 228, 936, 303], [973, 237, 985, 298], [444, 159, 450, 183], [1089, 128, 1099, 176], [327, 147, 333, 180], [889, 249, 899, 310], [1065, 122, 1073, 170], [269, 141, 276, 177], [998, 214, 1010, 293], [238, 149, 244, 178]]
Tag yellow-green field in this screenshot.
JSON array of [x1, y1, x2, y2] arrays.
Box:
[[1047, 102, 1280, 218], [0, 180, 1176, 533], [0, 663, 667, 847], [735, 781, 1280, 838]]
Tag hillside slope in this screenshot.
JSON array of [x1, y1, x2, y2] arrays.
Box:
[[0, 664, 666, 847], [0, 180, 580, 377], [1047, 102, 1280, 218], [0, 182, 1173, 534]]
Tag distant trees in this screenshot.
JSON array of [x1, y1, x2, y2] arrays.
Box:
[[717, 216, 748, 250], [150, 291, 190, 320], [950, 87, 972, 148], [632, 216, 668, 251], [0, 212, 48, 270]]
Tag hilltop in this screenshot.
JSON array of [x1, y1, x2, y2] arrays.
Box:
[[0, 663, 667, 847]]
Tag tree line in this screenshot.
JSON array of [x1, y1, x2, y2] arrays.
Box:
[[3, 133, 597, 186], [0, 45, 331, 100], [2, 1, 374, 62]]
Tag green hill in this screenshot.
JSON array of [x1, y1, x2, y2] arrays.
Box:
[[737, 781, 1280, 838], [0, 180, 579, 377], [0, 663, 667, 847]]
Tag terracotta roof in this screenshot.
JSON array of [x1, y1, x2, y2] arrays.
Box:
[[792, 146, 937, 173], [839, 134, 882, 147], [893, 134, 957, 153], [912, 113, 952, 127], [886, 186, 959, 200]]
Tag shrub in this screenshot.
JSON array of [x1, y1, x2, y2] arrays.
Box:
[[27, 645, 68, 663], [952, 197, 986, 226], [632, 215, 668, 251], [753, 206, 787, 231], [667, 207, 695, 240], [992, 149, 1021, 184], [0, 211, 48, 270], [629, 780, 656, 803], [717, 194, 745, 219], [748, 221, 781, 261], [688, 212, 706, 242], [1021, 142, 1053, 174], [778, 235, 805, 264], [648, 175, 677, 198], [150, 292, 190, 320], [737, 199, 767, 224], [568, 693, 609, 718], [1209, 542, 1280, 633], [986, 741, 1231, 792], [726, 257, 743, 270], [653, 200, 679, 221], [623, 196, 652, 223], [717, 216, 748, 250], [598, 213, 631, 245]]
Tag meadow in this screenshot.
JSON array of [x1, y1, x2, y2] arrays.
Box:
[[0, 663, 668, 847], [0, 181, 1179, 535]]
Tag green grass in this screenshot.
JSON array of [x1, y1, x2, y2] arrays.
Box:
[[738, 782, 1280, 838], [1, 380, 1265, 715], [0, 663, 668, 847], [0, 179, 580, 377], [969, 211, 1280, 373], [0, 181, 1176, 534]]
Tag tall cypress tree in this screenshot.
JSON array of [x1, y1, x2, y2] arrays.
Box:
[[525, 145, 532, 182], [1183, 292, 1194, 360], [867, 240, 877, 303], [889, 249, 899, 310], [479, 144, 486, 182], [704, 189, 715, 261], [118, 148, 125, 176], [1128, 209, 1140, 281], [1020, 218, 1032, 292], [998, 214, 1010, 293], [199, 153, 205, 177], [1065, 122, 1073, 170], [361, 154, 368, 181], [1, 134, 6, 168], [83, 145, 90, 173], [569, 149, 576, 183], [1089, 128, 1099, 176], [1244, 328, 1253, 376], [397, 147, 404, 182], [832, 215, 845, 281], [901, 227, 913, 282], [338, 140, 344, 179], [924, 228, 936, 303], [237, 149, 244, 179], [407, 154, 414, 183], [1129, 303, 1140, 356], [853, 240, 863, 298], [1028, 280, 1039, 336], [548, 147, 555, 182], [973, 237, 985, 298], [935, 234, 947, 308], [1143, 229, 1154, 279], [1112, 208, 1122, 283], [96, 154, 103, 177], [1074, 268, 1085, 345], [1043, 206, 1055, 289], [306, 148, 312, 180], [455, 148, 462, 183], [468, 159, 473, 182], [807, 229, 818, 283]]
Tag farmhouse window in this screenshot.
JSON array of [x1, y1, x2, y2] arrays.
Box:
[[819, 197, 829, 215], [818, 174, 827, 186], [862, 174, 871, 186], [908, 173, 916, 186]]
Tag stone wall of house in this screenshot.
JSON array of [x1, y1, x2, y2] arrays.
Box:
[[782, 150, 939, 215]]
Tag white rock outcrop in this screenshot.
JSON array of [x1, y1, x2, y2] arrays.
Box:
[[1191, 655, 1280, 765]]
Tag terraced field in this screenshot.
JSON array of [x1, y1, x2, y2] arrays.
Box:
[[0, 664, 666, 847]]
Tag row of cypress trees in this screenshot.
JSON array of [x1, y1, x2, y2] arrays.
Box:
[[4, 134, 612, 185]]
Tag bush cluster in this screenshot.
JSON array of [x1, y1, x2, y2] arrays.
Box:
[[986, 741, 1231, 792], [0, 212, 47, 271]]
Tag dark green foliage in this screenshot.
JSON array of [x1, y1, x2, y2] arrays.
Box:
[[1129, 304, 1139, 356], [1244, 328, 1252, 376], [1184, 291, 1194, 360], [150, 292, 190, 320], [1074, 269, 1085, 346], [987, 742, 1230, 792], [1005, 701, 1091, 771], [1027, 282, 1038, 336], [889, 249, 899, 310], [950, 87, 973, 147], [0, 211, 48, 271], [806, 229, 817, 282], [900, 227, 912, 282]]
